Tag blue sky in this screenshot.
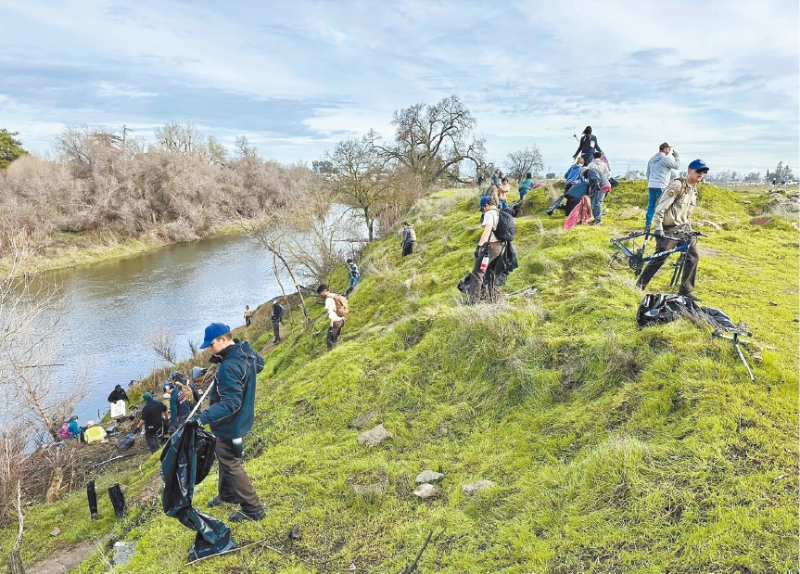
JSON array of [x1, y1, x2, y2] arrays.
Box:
[[2, 0, 798, 175]]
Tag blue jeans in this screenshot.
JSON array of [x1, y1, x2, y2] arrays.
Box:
[[591, 188, 606, 221], [646, 188, 663, 227]]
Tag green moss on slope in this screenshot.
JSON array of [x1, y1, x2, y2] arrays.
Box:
[[3, 181, 797, 573]]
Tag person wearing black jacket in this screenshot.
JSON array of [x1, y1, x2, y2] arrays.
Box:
[[573, 126, 602, 168], [191, 322, 265, 523], [107, 384, 129, 404], [270, 301, 284, 344]]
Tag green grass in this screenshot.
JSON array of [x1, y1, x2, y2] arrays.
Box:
[[2, 181, 797, 573]]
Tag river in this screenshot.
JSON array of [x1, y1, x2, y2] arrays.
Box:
[[50, 231, 285, 424]]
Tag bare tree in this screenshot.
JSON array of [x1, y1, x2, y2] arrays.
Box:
[[145, 329, 177, 364], [235, 136, 258, 159], [326, 131, 395, 242], [155, 122, 201, 154], [0, 229, 89, 443], [376, 95, 485, 186], [505, 146, 544, 182]]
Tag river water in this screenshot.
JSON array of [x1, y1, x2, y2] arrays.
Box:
[[51, 232, 284, 423]]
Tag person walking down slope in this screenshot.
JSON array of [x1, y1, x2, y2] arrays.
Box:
[[636, 159, 709, 299], [137, 392, 168, 453], [573, 126, 602, 167], [244, 306, 253, 327], [645, 143, 681, 231], [584, 166, 611, 225], [469, 197, 505, 304], [345, 258, 360, 296], [401, 222, 416, 257], [270, 300, 284, 344], [518, 172, 534, 202], [317, 285, 346, 350], [191, 322, 266, 523]]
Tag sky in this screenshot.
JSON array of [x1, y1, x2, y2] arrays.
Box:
[[2, 0, 798, 176]]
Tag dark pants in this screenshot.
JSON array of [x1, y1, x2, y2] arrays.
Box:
[[272, 319, 280, 343], [216, 436, 263, 516], [327, 320, 344, 350], [468, 243, 504, 303], [636, 229, 699, 295], [145, 428, 161, 453], [245, 316, 251, 326], [402, 241, 414, 257]]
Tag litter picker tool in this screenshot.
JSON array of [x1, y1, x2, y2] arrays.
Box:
[[711, 327, 774, 383]]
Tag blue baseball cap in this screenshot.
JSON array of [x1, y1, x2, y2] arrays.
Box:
[[479, 196, 493, 210], [688, 159, 709, 172], [199, 322, 231, 349]]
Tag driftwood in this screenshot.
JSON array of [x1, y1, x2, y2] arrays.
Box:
[[7, 481, 25, 574]]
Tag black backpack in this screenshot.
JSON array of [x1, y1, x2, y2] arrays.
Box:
[[494, 209, 517, 241]]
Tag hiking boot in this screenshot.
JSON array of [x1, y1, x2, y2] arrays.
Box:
[[589, 220, 602, 226], [229, 510, 265, 523], [208, 497, 236, 508]]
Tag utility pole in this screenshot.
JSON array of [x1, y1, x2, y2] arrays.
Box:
[[122, 125, 132, 155]]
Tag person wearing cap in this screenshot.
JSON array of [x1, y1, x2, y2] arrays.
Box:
[[401, 222, 416, 257], [244, 305, 253, 327], [137, 392, 168, 453], [573, 126, 602, 167], [345, 257, 360, 296], [636, 159, 709, 299], [193, 322, 265, 523], [107, 384, 129, 404], [469, 197, 503, 304], [645, 143, 681, 230], [317, 285, 345, 350]]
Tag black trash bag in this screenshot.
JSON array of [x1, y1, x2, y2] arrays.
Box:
[[116, 435, 135, 450], [161, 423, 234, 561], [546, 193, 566, 216], [108, 483, 126, 518], [637, 293, 740, 331], [492, 242, 518, 287], [87, 480, 98, 520]]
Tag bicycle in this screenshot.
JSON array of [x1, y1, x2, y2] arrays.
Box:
[[610, 230, 705, 287]]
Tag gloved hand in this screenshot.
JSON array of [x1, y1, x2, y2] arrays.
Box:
[[653, 229, 663, 237], [474, 245, 486, 258], [184, 414, 203, 429]]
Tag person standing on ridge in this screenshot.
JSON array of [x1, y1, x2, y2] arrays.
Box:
[[636, 159, 709, 300], [491, 169, 502, 187], [573, 126, 602, 167], [469, 197, 504, 304], [137, 392, 168, 453], [401, 222, 416, 257], [345, 258, 360, 296], [190, 322, 266, 523], [584, 166, 611, 225], [317, 285, 346, 350], [645, 143, 681, 231], [244, 305, 253, 327], [270, 299, 284, 344]]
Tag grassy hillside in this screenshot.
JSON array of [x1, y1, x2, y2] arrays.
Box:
[[3, 181, 798, 573]]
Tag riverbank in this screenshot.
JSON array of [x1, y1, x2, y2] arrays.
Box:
[[0, 220, 249, 275], [1, 182, 797, 572]]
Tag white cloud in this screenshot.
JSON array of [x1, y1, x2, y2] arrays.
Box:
[[0, 0, 796, 172]]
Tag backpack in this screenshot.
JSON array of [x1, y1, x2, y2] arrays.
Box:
[[59, 422, 72, 440], [331, 293, 349, 317], [494, 209, 517, 241]]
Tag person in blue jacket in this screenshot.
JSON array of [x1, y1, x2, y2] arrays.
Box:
[[518, 172, 534, 202], [573, 126, 602, 168], [190, 322, 265, 523], [164, 380, 190, 431]]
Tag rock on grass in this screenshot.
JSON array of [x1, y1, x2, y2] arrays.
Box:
[[357, 424, 392, 447]]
